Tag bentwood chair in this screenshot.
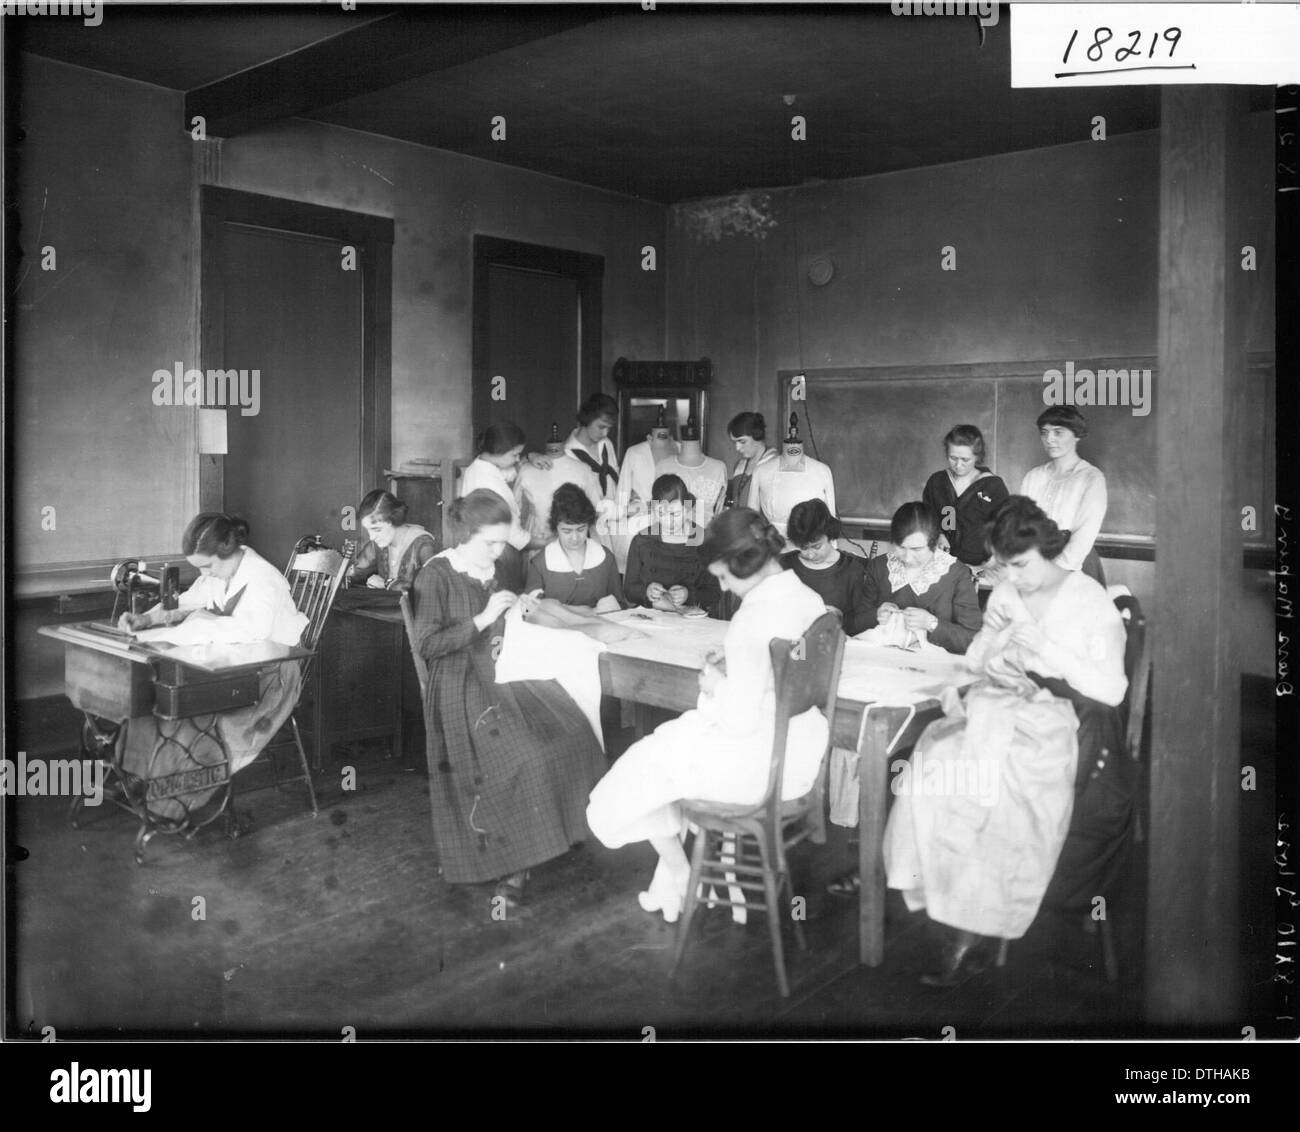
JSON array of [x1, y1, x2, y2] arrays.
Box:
[[671, 610, 845, 997], [995, 594, 1151, 983], [259, 537, 351, 816]]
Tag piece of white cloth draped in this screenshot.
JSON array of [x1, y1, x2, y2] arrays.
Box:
[[493, 603, 606, 751]]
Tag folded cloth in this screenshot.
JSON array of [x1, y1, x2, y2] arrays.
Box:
[[829, 746, 860, 827], [494, 604, 607, 750]]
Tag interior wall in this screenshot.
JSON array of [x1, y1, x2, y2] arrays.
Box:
[[666, 122, 1276, 674], [211, 116, 665, 472], [12, 56, 198, 570], [12, 52, 666, 579]]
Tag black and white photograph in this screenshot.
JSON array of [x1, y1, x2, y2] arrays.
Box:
[[2, 0, 1296, 1067]]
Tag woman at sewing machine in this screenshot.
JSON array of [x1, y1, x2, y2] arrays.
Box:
[[859, 501, 982, 654], [347, 489, 437, 592], [410, 489, 606, 913], [524, 483, 624, 611], [585, 508, 829, 924], [115, 512, 309, 792]]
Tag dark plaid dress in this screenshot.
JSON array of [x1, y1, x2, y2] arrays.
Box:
[[411, 557, 605, 884]]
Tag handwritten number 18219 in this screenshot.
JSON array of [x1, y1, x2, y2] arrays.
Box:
[[1063, 27, 1182, 66]]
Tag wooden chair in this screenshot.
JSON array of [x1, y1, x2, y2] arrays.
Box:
[[995, 594, 1151, 983], [398, 590, 430, 702], [261, 537, 351, 815], [671, 609, 845, 997]]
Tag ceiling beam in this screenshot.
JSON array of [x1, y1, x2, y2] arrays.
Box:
[[185, 7, 614, 139]]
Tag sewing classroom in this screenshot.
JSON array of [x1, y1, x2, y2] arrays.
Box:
[[3, 1, 1295, 1058]]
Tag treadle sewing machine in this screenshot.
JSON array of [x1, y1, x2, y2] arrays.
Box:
[[39, 558, 312, 864]]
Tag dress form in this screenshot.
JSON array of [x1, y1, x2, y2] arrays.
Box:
[[654, 416, 727, 522], [756, 413, 837, 538]]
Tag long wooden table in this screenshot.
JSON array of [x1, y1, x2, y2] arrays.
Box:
[[596, 610, 974, 965]]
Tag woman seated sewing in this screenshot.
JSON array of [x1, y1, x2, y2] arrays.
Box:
[[410, 490, 606, 913], [623, 474, 720, 616], [586, 508, 829, 923], [780, 499, 872, 637], [884, 496, 1133, 985], [860, 502, 982, 654], [920, 424, 1009, 570], [524, 483, 624, 611], [347, 489, 437, 592], [116, 513, 309, 816]]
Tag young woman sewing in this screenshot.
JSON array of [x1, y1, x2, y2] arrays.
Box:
[[410, 489, 606, 913], [883, 496, 1132, 985], [524, 483, 624, 611], [347, 489, 437, 592], [115, 512, 309, 819], [622, 474, 720, 616], [779, 498, 872, 637], [586, 509, 829, 923]]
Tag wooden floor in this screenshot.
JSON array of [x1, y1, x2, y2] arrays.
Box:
[[7, 678, 1275, 1039]]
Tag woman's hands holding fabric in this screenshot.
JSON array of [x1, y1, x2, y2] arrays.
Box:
[[877, 602, 901, 620], [902, 607, 937, 633], [474, 590, 517, 631], [668, 585, 689, 607], [365, 574, 387, 590]]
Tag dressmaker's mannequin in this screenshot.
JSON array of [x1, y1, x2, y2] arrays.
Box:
[[754, 413, 837, 538], [517, 422, 602, 546], [653, 417, 727, 522]]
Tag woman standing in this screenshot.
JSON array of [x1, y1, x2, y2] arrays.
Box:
[[411, 490, 605, 912], [920, 424, 1008, 570], [586, 509, 829, 923], [884, 496, 1132, 985], [861, 502, 982, 654], [1019, 406, 1108, 585], [459, 422, 532, 590], [722, 411, 777, 512], [347, 489, 437, 592]]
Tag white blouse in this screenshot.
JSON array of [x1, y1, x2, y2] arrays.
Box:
[[458, 456, 531, 551], [1020, 459, 1108, 573], [160, 546, 308, 646], [966, 571, 1127, 706]]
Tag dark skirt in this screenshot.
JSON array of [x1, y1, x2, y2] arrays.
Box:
[[1031, 674, 1136, 913], [425, 676, 604, 884]]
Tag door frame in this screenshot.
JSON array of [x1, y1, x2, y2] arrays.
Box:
[[199, 187, 394, 513], [471, 235, 603, 446]]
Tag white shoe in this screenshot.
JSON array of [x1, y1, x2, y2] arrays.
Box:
[[637, 860, 687, 924]]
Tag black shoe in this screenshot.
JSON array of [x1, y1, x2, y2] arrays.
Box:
[[920, 928, 993, 987]]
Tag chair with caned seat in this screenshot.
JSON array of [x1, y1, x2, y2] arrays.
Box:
[[995, 593, 1150, 982], [670, 609, 845, 997], [259, 536, 351, 815]]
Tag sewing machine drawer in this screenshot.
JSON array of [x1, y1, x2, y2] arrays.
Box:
[[151, 660, 262, 720]]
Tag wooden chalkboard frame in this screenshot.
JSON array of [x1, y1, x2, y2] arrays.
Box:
[[779, 353, 1274, 561]]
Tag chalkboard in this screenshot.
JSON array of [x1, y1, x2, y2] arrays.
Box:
[[781, 356, 1269, 541]]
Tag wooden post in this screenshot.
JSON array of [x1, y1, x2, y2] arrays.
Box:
[[1149, 87, 1249, 1024]]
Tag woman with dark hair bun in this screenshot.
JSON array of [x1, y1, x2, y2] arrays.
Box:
[[623, 474, 720, 615], [587, 508, 831, 924], [113, 512, 311, 817], [859, 501, 982, 654], [780, 498, 872, 636], [723, 411, 777, 511], [347, 489, 437, 592], [920, 424, 1009, 569], [410, 488, 605, 914], [883, 495, 1132, 985]]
